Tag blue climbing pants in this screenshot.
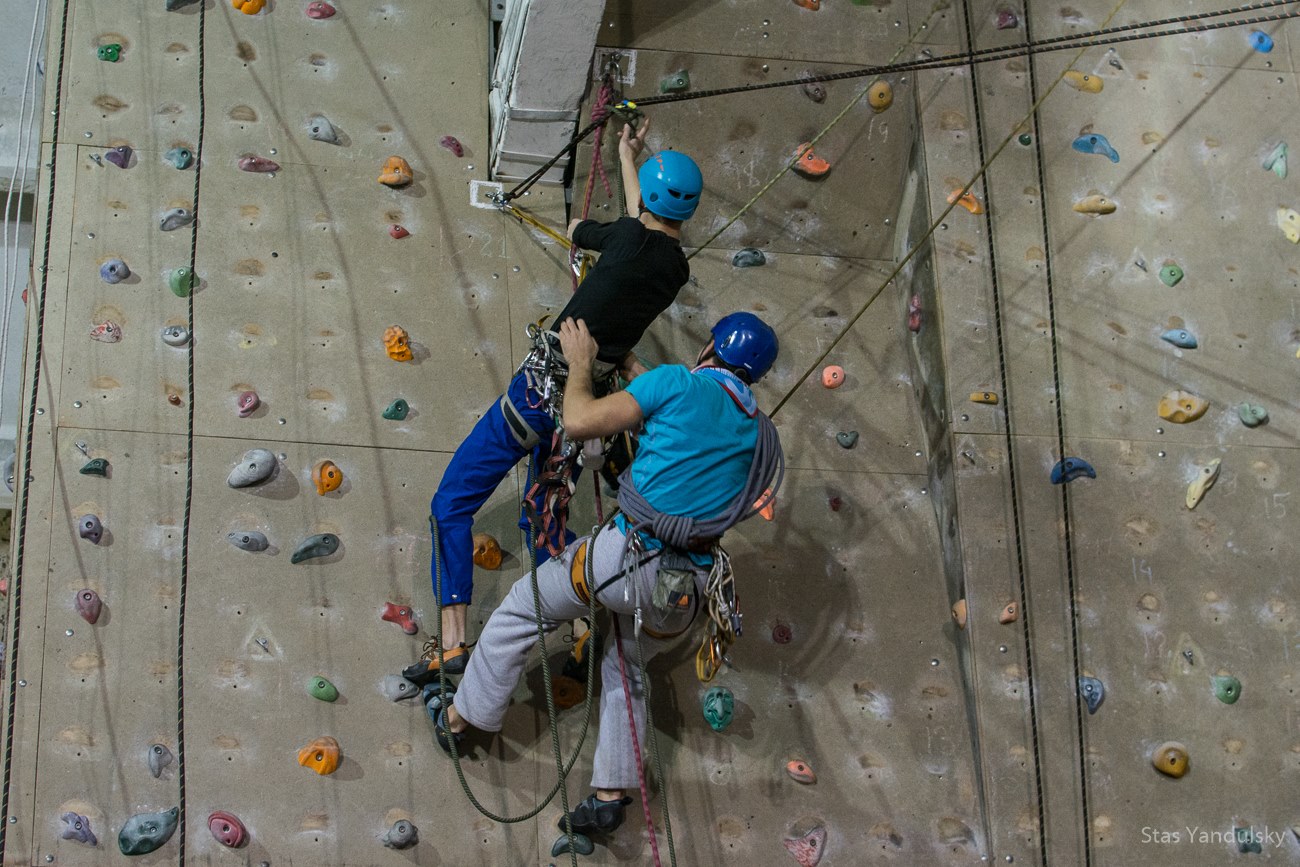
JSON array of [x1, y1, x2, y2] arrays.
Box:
[[430, 371, 558, 607]]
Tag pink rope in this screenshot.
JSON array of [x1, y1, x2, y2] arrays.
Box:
[[570, 79, 616, 291], [612, 616, 663, 867]]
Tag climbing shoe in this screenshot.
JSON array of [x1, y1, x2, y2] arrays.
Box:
[[402, 639, 469, 686], [422, 683, 464, 756], [557, 793, 633, 837]]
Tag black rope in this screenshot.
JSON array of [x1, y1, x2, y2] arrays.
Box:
[[0, 0, 68, 857], [957, 1, 1050, 863], [1023, 2, 1093, 864], [501, 0, 1300, 201]]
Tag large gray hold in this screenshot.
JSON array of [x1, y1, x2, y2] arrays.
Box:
[[78, 514, 104, 544], [118, 807, 179, 856], [226, 449, 277, 488], [227, 530, 269, 552], [159, 208, 194, 231], [382, 674, 419, 701], [307, 115, 340, 144], [147, 743, 173, 778], [166, 0, 201, 9], [292, 533, 339, 563], [161, 325, 190, 347], [382, 820, 418, 850]]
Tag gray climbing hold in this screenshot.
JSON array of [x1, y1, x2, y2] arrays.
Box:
[[291, 533, 339, 564], [732, 247, 766, 268], [78, 514, 104, 544], [1078, 676, 1104, 713], [226, 448, 276, 488], [307, 115, 340, 144], [164, 147, 194, 169], [1160, 329, 1197, 349], [551, 832, 595, 857], [166, 0, 201, 9], [161, 325, 190, 347], [147, 743, 173, 778], [159, 208, 194, 231], [382, 820, 418, 850], [1238, 403, 1268, 428], [59, 812, 97, 845], [118, 807, 179, 855], [100, 258, 130, 284], [382, 674, 420, 701], [836, 431, 859, 449], [227, 530, 269, 552], [3, 453, 14, 493]]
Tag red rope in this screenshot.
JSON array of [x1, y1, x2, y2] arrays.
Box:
[[570, 79, 616, 291], [612, 615, 663, 867]]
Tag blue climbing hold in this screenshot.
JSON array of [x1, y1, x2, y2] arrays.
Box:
[[1051, 457, 1096, 485], [1160, 329, 1197, 349], [1072, 134, 1119, 163], [1078, 676, 1104, 714], [1248, 30, 1273, 53]]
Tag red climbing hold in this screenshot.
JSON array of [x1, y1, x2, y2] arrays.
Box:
[[207, 812, 248, 848], [75, 589, 102, 624], [772, 622, 793, 644], [389, 224, 410, 239], [828, 496, 843, 512], [381, 602, 418, 635], [907, 294, 922, 332], [306, 1, 336, 18], [783, 825, 827, 867], [238, 155, 280, 173], [786, 759, 817, 784], [792, 0, 820, 9], [439, 135, 464, 157]]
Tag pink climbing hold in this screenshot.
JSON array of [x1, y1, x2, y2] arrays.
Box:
[[907, 294, 922, 332], [238, 155, 280, 173], [306, 1, 336, 18], [439, 135, 464, 157], [207, 811, 248, 848], [389, 224, 410, 239], [236, 390, 260, 418], [382, 602, 418, 635], [75, 589, 102, 624], [783, 825, 827, 867], [996, 9, 1019, 29]]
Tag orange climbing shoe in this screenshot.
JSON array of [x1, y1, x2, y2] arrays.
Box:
[[402, 639, 469, 686]]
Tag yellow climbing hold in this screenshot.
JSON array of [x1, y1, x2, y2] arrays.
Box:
[[867, 80, 893, 113], [1277, 207, 1300, 243], [1073, 194, 1116, 215], [1185, 459, 1220, 510], [1064, 71, 1103, 93], [1157, 390, 1208, 424], [969, 391, 999, 404]]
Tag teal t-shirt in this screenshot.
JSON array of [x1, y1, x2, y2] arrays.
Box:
[[623, 365, 759, 520]]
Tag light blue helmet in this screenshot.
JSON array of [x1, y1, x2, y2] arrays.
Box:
[[711, 312, 778, 382], [638, 150, 703, 221]]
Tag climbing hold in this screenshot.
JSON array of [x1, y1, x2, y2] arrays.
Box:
[[306, 115, 339, 143], [951, 598, 967, 629], [835, 431, 858, 449], [166, 0, 201, 9], [800, 71, 826, 103], [78, 514, 104, 544], [1248, 30, 1273, 52], [999, 601, 1019, 624], [312, 460, 343, 495], [551, 832, 595, 857], [389, 224, 410, 239], [756, 487, 776, 520], [660, 70, 690, 93], [783, 825, 827, 867], [1276, 207, 1300, 243], [995, 9, 1019, 29], [772, 622, 793, 644], [867, 80, 893, 113], [947, 189, 984, 214], [1018, 132, 1033, 146], [732, 247, 766, 267], [168, 392, 183, 406], [59, 812, 97, 846], [821, 365, 845, 389], [792, 0, 820, 9], [89, 321, 123, 344], [378, 155, 414, 187], [297, 736, 341, 775], [161, 324, 190, 346], [238, 155, 279, 173], [308, 676, 339, 702], [1160, 329, 1197, 349], [1263, 141, 1287, 178], [236, 390, 260, 418], [969, 391, 998, 405], [439, 135, 464, 157], [207, 812, 247, 848], [169, 267, 197, 299], [786, 759, 816, 784], [104, 146, 132, 169], [1073, 194, 1116, 215], [226, 448, 277, 488], [78, 457, 107, 478], [306, 1, 336, 18], [118, 807, 179, 855], [552, 675, 585, 709], [1051, 457, 1096, 484], [1185, 459, 1221, 510], [231, 0, 265, 15], [384, 325, 413, 361], [381, 602, 418, 634], [1238, 403, 1268, 428], [792, 142, 831, 178], [382, 398, 410, 420], [97, 43, 122, 62], [383, 820, 419, 850], [291, 533, 340, 564], [907, 294, 922, 333], [1212, 674, 1241, 704], [1063, 71, 1103, 93], [1158, 390, 1208, 424], [1158, 264, 1184, 287], [1078, 676, 1104, 713], [472, 533, 503, 570], [164, 147, 193, 169], [382, 674, 420, 701], [160, 208, 194, 231], [702, 686, 734, 732], [147, 743, 173, 778], [1072, 134, 1119, 163], [226, 530, 269, 552], [99, 258, 130, 284], [1151, 741, 1188, 778], [1236, 826, 1262, 854], [75, 589, 102, 624]]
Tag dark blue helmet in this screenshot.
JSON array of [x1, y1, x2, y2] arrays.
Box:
[[711, 312, 778, 382], [638, 151, 703, 221]]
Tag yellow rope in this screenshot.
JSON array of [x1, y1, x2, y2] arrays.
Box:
[[502, 203, 591, 282]]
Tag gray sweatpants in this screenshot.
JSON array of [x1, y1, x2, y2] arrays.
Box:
[[455, 524, 703, 790]]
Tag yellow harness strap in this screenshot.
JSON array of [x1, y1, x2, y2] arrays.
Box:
[[569, 540, 592, 606]]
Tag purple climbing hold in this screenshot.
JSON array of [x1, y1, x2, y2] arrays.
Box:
[[439, 135, 464, 157], [995, 9, 1019, 29], [238, 155, 280, 173], [104, 146, 132, 168], [99, 258, 130, 284], [75, 589, 102, 624], [78, 514, 104, 544], [60, 812, 97, 846]]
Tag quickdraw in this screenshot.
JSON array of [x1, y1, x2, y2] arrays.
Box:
[[695, 547, 741, 683]]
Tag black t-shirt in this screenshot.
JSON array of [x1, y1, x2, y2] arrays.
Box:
[[550, 217, 689, 362]]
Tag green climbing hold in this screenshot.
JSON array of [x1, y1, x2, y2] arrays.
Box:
[[1018, 133, 1033, 146], [660, 70, 690, 93], [79, 458, 109, 477], [551, 832, 595, 857], [1238, 404, 1268, 428], [168, 267, 196, 297], [383, 398, 410, 421], [1236, 826, 1262, 854], [118, 807, 179, 855], [308, 676, 339, 702], [97, 44, 122, 62], [164, 147, 193, 170], [1158, 264, 1184, 287], [701, 686, 734, 732], [1212, 674, 1241, 704]]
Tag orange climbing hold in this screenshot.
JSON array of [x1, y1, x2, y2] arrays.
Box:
[[552, 675, 585, 709], [821, 365, 845, 389], [755, 488, 776, 521], [792, 0, 820, 9], [1152, 741, 1188, 778], [792, 143, 831, 178], [472, 533, 502, 570], [969, 391, 998, 405], [312, 460, 343, 495], [378, 156, 414, 187], [384, 326, 413, 362], [948, 189, 984, 214], [999, 601, 1019, 624], [786, 759, 817, 784], [231, 0, 264, 13], [297, 736, 341, 775], [867, 80, 893, 113], [951, 598, 968, 629], [1157, 390, 1208, 424]]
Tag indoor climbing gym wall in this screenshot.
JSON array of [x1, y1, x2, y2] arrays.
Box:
[[3, 0, 1299, 866]]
